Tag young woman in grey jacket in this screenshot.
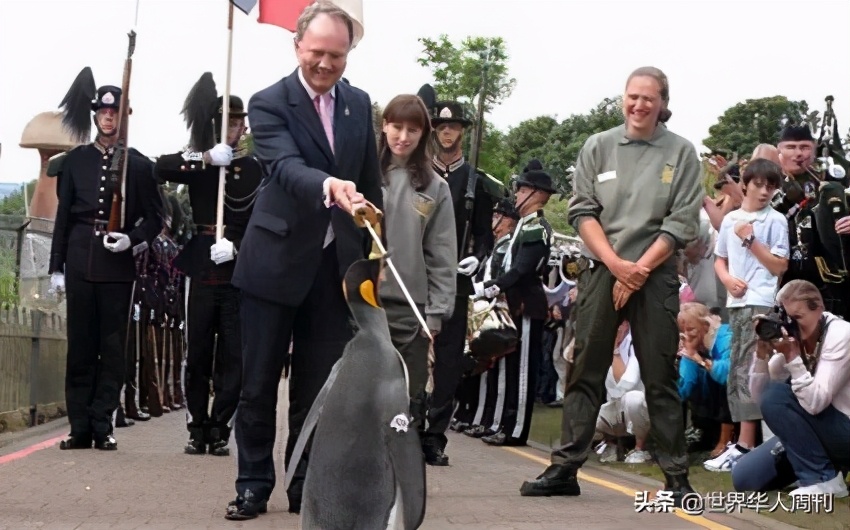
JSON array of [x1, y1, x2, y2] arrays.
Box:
[[378, 94, 458, 428]]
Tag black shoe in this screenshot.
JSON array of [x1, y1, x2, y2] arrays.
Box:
[[520, 464, 581, 497], [288, 498, 301, 514], [185, 426, 206, 455], [94, 434, 118, 451], [463, 425, 493, 438], [208, 426, 231, 456], [225, 492, 268, 521], [127, 410, 151, 421], [662, 472, 697, 508], [59, 434, 93, 450], [482, 432, 527, 447], [422, 444, 449, 466], [116, 417, 135, 428]]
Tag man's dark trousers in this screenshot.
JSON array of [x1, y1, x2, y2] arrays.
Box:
[[235, 244, 354, 504], [551, 261, 688, 475], [65, 271, 133, 438], [185, 281, 242, 437], [423, 294, 468, 450]]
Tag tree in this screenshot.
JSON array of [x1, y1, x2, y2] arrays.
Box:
[[0, 180, 37, 216], [372, 101, 384, 147], [703, 96, 815, 157], [418, 35, 516, 179], [503, 115, 559, 171]]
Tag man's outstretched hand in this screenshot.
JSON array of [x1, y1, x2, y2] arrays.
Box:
[[326, 177, 365, 215]]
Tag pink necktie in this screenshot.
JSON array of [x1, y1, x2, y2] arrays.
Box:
[[314, 94, 335, 154]]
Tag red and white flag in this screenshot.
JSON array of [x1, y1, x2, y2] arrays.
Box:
[[232, 0, 364, 46]]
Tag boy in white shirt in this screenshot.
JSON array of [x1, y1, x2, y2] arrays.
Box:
[[711, 159, 789, 470]]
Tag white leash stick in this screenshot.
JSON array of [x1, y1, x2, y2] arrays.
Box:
[[362, 220, 432, 342]]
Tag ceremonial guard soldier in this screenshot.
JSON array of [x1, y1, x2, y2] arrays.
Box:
[[476, 160, 554, 446], [155, 73, 262, 456], [416, 85, 497, 466], [460, 198, 520, 438], [48, 67, 163, 450]]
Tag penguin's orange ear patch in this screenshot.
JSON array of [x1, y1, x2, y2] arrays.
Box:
[[359, 279, 379, 307]]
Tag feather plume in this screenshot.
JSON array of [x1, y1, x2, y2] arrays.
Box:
[[181, 72, 218, 152], [59, 67, 96, 143], [416, 84, 437, 112]]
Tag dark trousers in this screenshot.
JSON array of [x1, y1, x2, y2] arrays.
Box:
[[384, 300, 430, 430], [537, 327, 560, 404], [551, 262, 688, 475], [733, 381, 850, 491], [423, 295, 468, 450], [453, 375, 481, 425], [185, 281, 242, 435], [64, 272, 133, 437], [482, 358, 506, 430], [499, 316, 543, 443], [235, 244, 353, 502]]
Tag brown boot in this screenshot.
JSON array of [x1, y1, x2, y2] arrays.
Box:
[[710, 423, 735, 458]]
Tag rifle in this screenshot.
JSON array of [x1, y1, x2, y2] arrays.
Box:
[[460, 48, 492, 257], [107, 30, 137, 233]]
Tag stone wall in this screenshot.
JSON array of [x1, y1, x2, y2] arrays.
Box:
[[0, 304, 66, 433]]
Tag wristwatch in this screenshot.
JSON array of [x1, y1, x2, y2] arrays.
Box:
[[742, 234, 755, 248]]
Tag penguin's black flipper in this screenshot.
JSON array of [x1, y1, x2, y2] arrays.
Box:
[[283, 359, 343, 491]]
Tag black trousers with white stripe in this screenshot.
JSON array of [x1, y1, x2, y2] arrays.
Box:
[[495, 316, 543, 444]]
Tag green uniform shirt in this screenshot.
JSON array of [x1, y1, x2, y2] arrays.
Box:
[[567, 124, 704, 262]]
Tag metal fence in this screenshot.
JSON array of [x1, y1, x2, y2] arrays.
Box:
[[0, 214, 64, 317]]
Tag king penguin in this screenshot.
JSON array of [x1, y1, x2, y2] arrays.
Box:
[[284, 256, 427, 529]]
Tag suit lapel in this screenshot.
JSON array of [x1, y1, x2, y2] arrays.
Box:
[[285, 72, 334, 164]]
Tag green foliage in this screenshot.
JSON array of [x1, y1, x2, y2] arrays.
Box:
[[0, 181, 37, 216], [703, 96, 814, 157], [503, 116, 559, 171], [372, 101, 384, 147], [418, 35, 516, 181], [417, 35, 516, 115], [542, 199, 574, 236]]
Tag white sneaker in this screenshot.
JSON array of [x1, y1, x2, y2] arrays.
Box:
[[624, 449, 652, 464], [789, 473, 849, 499], [703, 443, 745, 472], [598, 443, 619, 463]]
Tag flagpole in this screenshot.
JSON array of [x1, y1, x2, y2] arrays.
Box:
[[216, 0, 235, 241]]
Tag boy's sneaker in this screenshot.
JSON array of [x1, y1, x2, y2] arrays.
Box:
[[624, 449, 652, 464], [703, 443, 748, 472], [596, 442, 619, 463]]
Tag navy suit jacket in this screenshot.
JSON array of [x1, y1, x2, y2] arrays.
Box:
[[232, 69, 382, 305]]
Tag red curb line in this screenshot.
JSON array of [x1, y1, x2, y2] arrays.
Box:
[[0, 434, 65, 465]]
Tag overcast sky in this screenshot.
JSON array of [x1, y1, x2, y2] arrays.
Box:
[[1, 0, 848, 185]]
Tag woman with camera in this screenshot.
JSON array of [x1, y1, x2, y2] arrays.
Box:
[[731, 280, 850, 497]]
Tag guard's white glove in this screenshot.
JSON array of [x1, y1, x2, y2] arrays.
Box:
[[103, 232, 131, 253], [49, 272, 65, 295], [210, 238, 235, 264], [484, 284, 501, 299], [207, 143, 233, 167], [473, 281, 485, 299], [457, 256, 480, 277]]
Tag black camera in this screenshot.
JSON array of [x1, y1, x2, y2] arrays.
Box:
[[755, 305, 798, 341]]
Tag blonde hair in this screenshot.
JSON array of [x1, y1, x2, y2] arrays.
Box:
[[777, 280, 824, 311], [679, 302, 721, 350]]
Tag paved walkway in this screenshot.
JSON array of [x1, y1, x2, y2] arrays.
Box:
[[0, 381, 789, 530]]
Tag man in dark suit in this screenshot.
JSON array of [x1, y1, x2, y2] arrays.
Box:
[[225, 2, 382, 521]]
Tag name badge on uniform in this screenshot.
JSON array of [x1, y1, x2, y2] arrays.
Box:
[[661, 164, 675, 184], [597, 170, 616, 182]]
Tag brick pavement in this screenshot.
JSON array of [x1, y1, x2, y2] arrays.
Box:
[[0, 380, 790, 530]]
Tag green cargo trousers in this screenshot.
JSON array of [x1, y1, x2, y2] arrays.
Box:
[[551, 260, 689, 476]]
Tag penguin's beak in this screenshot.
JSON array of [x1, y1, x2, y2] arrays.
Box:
[[358, 257, 384, 308]]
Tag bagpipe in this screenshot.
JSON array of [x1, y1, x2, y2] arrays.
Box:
[[463, 296, 518, 376], [785, 96, 850, 284]]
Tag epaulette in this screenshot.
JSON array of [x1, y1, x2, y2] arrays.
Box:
[[476, 170, 507, 200], [517, 221, 545, 244], [46, 146, 86, 177]]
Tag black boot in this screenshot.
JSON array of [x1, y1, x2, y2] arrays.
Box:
[[519, 464, 581, 497], [59, 433, 93, 450], [225, 490, 268, 521], [208, 425, 231, 456], [94, 434, 118, 451], [422, 438, 449, 466], [185, 425, 206, 455], [662, 472, 697, 508]]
